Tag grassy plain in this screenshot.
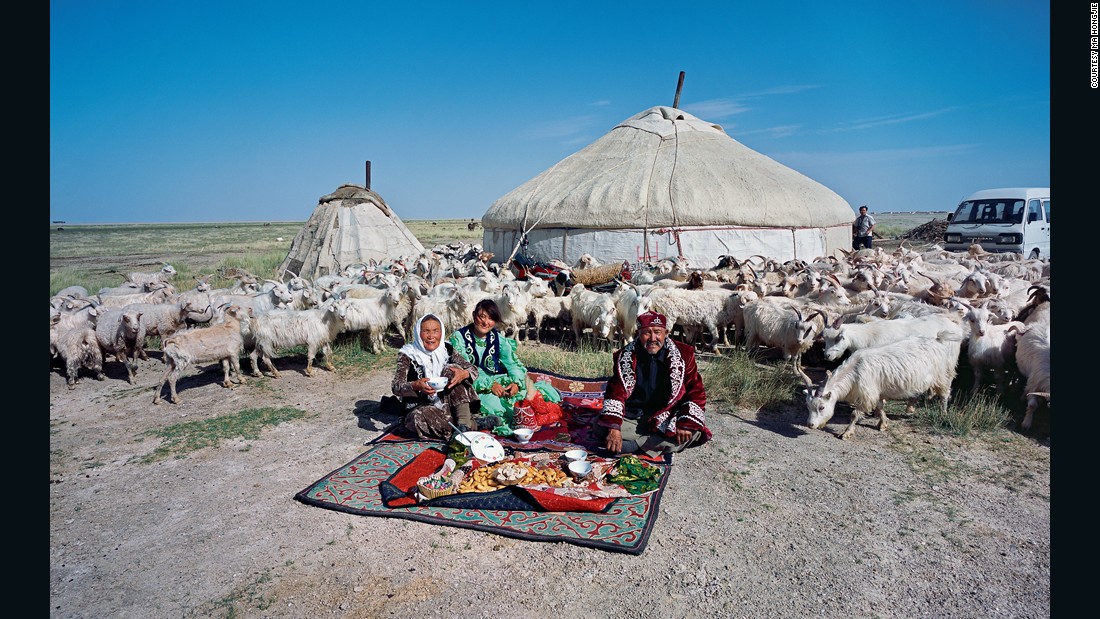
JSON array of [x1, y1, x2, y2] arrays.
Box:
[[872, 211, 951, 237], [48, 219, 484, 296], [49, 213, 942, 295]]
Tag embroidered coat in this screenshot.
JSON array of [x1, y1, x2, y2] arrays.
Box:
[[391, 343, 479, 410], [599, 338, 712, 443]]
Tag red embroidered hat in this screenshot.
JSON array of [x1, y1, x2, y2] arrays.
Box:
[[636, 311, 668, 330]]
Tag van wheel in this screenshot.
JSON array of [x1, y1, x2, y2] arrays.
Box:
[[1029, 249, 1040, 259]]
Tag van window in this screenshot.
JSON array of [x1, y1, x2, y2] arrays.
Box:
[[1043, 200, 1050, 222], [952, 202, 976, 222], [951, 199, 1025, 224], [1027, 199, 1041, 223]]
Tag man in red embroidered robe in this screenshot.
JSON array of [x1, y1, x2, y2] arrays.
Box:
[[596, 311, 712, 456]]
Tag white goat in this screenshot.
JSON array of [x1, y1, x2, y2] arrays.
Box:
[[611, 281, 653, 344], [170, 275, 215, 307], [568, 284, 617, 346], [821, 313, 963, 362], [516, 277, 552, 299], [412, 286, 475, 336], [95, 284, 174, 308], [247, 301, 347, 378], [55, 324, 105, 389], [645, 287, 739, 352], [496, 282, 534, 340], [210, 280, 293, 316], [332, 289, 403, 353], [633, 260, 691, 286], [573, 253, 602, 269], [94, 307, 145, 384], [962, 307, 1024, 397], [742, 297, 826, 384], [525, 294, 573, 342], [804, 329, 963, 439], [153, 304, 252, 404], [1009, 321, 1050, 431], [125, 263, 177, 290], [52, 285, 89, 302], [51, 299, 100, 359], [128, 299, 215, 360]]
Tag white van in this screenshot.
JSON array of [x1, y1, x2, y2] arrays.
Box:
[[943, 187, 1050, 258]]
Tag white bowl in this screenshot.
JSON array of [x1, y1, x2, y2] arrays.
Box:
[[568, 460, 593, 479], [564, 449, 588, 462], [425, 376, 448, 391], [512, 428, 534, 443]]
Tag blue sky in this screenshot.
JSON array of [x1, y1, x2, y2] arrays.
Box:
[[50, 1, 1050, 224]]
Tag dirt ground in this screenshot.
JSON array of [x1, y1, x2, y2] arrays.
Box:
[[49, 335, 1050, 619]]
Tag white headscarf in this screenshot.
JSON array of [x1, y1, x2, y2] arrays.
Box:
[[399, 314, 449, 380]]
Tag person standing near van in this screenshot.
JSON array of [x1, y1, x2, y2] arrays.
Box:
[[852, 205, 876, 250]]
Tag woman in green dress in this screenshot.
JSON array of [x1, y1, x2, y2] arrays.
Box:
[[448, 298, 560, 431]]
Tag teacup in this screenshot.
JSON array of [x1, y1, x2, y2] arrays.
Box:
[[568, 460, 593, 480], [425, 376, 448, 391], [512, 428, 534, 443], [564, 449, 587, 463]]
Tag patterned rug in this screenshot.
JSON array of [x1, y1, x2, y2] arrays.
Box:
[[294, 369, 672, 554]]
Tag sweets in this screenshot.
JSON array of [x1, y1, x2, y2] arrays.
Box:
[[456, 460, 570, 493], [416, 475, 456, 499]]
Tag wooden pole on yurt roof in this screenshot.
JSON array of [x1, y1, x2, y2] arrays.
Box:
[[640, 71, 688, 262]]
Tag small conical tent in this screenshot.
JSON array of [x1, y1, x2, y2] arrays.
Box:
[[279, 183, 424, 280], [481, 106, 854, 267]]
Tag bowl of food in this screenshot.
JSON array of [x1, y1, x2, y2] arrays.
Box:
[[425, 376, 448, 391], [493, 461, 530, 485], [567, 460, 593, 480], [512, 428, 534, 443], [417, 476, 455, 499], [564, 448, 588, 463]]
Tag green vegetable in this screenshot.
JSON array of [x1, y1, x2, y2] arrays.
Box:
[[446, 439, 470, 467], [608, 455, 661, 494]]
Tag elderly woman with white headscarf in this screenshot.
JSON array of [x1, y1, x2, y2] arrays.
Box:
[[391, 313, 480, 440]]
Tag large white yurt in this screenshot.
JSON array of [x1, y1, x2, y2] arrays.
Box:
[[279, 183, 424, 280], [481, 106, 854, 267]]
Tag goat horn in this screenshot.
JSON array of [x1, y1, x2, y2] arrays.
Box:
[[952, 296, 974, 310]]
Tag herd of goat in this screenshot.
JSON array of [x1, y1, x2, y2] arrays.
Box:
[[49, 240, 1051, 439]]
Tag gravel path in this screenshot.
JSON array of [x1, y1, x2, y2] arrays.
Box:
[[50, 353, 1050, 618]]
